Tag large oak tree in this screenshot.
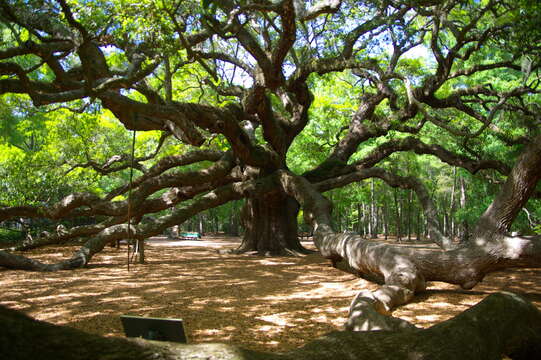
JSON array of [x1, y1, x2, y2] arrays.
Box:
[[1, 0, 541, 349]]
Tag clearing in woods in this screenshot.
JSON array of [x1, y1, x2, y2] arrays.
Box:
[[1, 234, 540, 352]]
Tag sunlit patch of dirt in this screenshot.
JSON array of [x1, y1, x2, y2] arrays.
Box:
[[0, 234, 540, 352], [394, 268, 541, 327]]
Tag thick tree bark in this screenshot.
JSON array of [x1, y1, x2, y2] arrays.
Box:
[[1, 292, 540, 360], [236, 190, 310, 256], [474, 135, 541, 240]]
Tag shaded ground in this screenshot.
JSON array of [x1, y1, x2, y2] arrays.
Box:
[[0, 234, 540, 352]]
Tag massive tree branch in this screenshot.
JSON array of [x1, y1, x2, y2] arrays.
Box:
[[0, 151, 234, 223], [99, 92, 280, 168], [278, 130, 541, 329], [474, 133, 541, 238], [354, 136, 511, 175]]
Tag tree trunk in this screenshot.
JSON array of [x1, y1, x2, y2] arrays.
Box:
[[441, 198, 448, 237], [393, 189, 401, 242], [370, 179, 377, 238], [367, 206, 372, 237], [363, 203, 368, 237], [228, 201, 240, 236], [382, 199, 389, 240], [128, 238, 145, 265], [357, 203, 364, 236], [337, 204, 342, 232], [236, 190, 309, 255], [459, 175, 469, 243], [198, 214, 204, 235], [449, 167, 457, 240], [374, 206, 380, 238], [2, 292, 540, 360], [474, 135, 541, 240], [406, 190, 412, 241], [416, 211, 421, 241]]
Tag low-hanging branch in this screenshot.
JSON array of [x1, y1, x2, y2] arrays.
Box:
[[277, 133, 541, 330], [0, 152, 237, 223], [7, 176, 238, 253], [0, 175, 276, 271]]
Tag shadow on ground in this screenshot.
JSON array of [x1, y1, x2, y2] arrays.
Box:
[[0, 234, 539, 352]]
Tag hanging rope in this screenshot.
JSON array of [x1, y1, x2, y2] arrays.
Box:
[[127, 128, 137, 271]]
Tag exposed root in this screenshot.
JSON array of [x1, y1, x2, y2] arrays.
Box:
[[345, 289, 419, 332], [222, 244, 315, 257]]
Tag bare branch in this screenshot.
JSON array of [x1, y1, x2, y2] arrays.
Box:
[[301, 0, 342, 21], [354, 136, 511, 175], [65, 132, 170, 176]]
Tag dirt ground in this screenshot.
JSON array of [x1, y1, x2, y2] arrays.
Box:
[[1, 234, 540, 353]]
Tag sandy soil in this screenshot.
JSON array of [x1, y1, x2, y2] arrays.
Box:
[[1, 234, 540, 353]]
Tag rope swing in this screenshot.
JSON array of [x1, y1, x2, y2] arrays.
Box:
[[127, 128, 137, 271]]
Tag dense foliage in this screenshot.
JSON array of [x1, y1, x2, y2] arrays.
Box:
[[0, 0, 540, 246]]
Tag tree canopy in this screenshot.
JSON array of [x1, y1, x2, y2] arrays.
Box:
[[1, 0, 539, 247]]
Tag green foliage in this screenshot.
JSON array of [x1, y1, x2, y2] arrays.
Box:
[[288, 72, 361, 173], [1, 0, 540, 240], [0, 227, 24, 245], [0, 98, 151, 205]]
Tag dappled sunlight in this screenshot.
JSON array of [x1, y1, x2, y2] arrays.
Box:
[[0, 235, 360, 351], [415, 314, 441, 322], [1, 234, 540, 352], [393, 267, 541, 328], [258, 313, 291, 326]]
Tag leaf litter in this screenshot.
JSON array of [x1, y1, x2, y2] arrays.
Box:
[[0, 235, 539, 352]]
